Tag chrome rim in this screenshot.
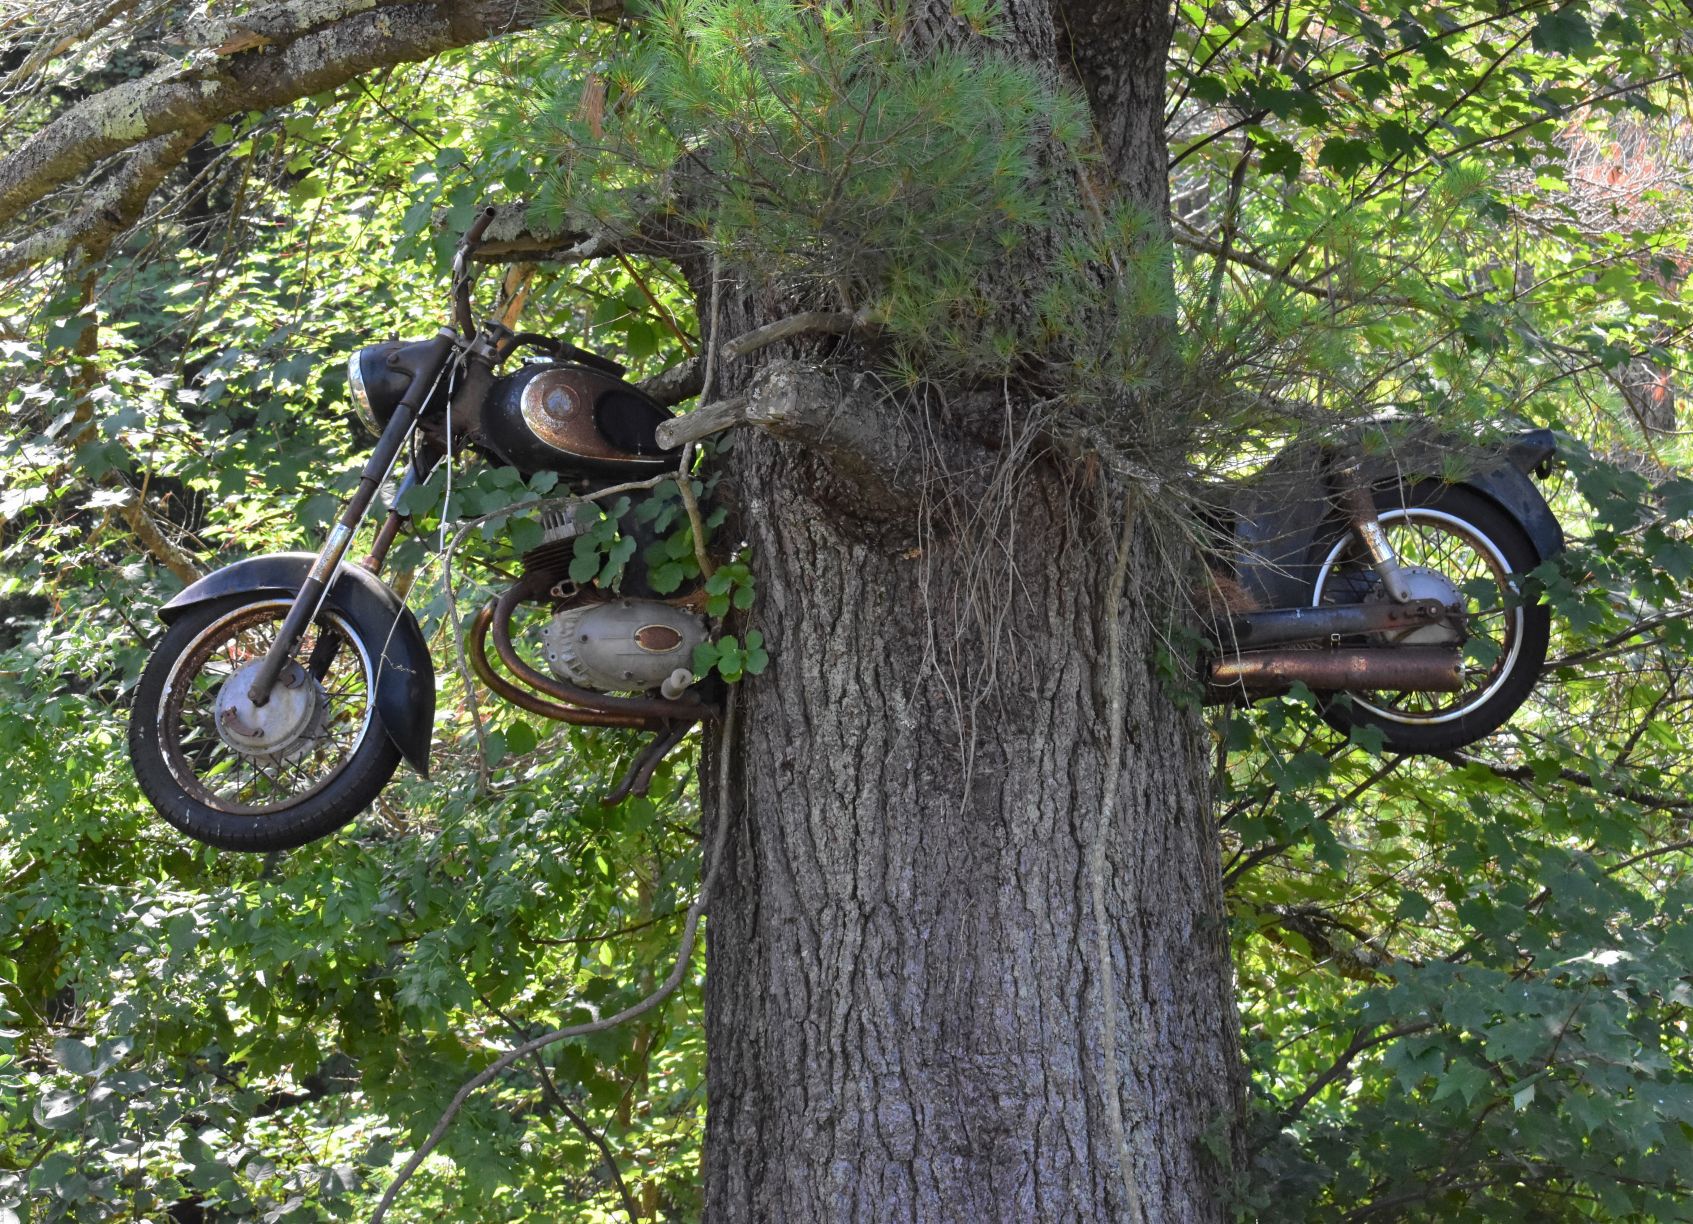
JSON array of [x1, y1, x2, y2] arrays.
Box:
[[1313, 508, 1524, 726], [158, 601, 376, 814]]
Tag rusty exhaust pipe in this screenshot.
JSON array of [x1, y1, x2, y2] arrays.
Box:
[[468, 601, 664, 729], [490, 578, 718, 722], [1208, 647, 1463, 693]]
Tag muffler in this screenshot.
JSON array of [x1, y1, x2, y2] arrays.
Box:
[[1208, 646, 1463, 693]]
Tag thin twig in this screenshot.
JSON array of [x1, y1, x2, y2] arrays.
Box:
[[486, 1000, 641, 1224], [676, 254, 723, 580]]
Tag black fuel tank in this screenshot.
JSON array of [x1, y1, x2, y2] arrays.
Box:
[[476, 362, 678, 479]]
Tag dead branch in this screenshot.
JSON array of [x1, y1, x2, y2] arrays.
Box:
[[653, 396, 748, 450], [719, 309, 878, 361], [638, 356, 703, 408], [0, 129, 204, 275], [658, 360, 922, 510], [115, 487, 203, 584]]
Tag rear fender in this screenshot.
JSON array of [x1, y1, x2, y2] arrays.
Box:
[[1446, 461, 1565, 567], [1349, 454, 1565, 569], [1228, 434, 1565, 607], [161, 554, 435, 776]]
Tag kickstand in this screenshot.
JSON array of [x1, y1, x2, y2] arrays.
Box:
[[603, 721, 695, 806]]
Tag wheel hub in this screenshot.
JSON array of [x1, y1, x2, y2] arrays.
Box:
[[1368, 566, 1464, 644], [214, 660, 328, 764]]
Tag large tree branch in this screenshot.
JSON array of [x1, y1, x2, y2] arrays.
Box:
[[0, 0, 604, 239], [0, 129, 206, 276]]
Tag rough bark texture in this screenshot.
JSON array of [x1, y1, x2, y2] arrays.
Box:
[[700, 3, 1244, 1219], [704, 448, 1243, 1220]]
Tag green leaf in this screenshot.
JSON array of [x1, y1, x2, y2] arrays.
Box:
[[507, 516, 543, 554], [505, 720, 538, 756], [1532, 9, 1595, 56], [1257, 138, 1303, 182], [33, 1089, 81, 1130], [53, 1037, 96, 1076], [648, 562, 685, 594], [1432, 1059, 1491, 1107], [1316, 138, 1374, 178]]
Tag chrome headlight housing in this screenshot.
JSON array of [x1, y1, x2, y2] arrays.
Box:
[[347, 349, 378, 436], [345, 341, 420, 438]]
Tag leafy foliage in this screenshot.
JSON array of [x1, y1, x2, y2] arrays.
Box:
[[2, 0, 1693, 1219]]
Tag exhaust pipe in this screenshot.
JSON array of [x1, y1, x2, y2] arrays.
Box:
[[1208, 646, 1463, 693]]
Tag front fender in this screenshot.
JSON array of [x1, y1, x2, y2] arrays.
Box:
[[162, 554, 435, 776]]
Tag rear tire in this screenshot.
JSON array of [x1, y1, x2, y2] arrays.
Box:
[[1309, 482, 1550, 754], [128, 596, 401, 851]]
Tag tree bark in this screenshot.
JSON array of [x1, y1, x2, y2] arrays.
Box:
[[0, 0, 614, 266], [699, 3, 1244, 1219]]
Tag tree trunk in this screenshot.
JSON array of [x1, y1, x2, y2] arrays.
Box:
[[699, 12, 1241, 1216]]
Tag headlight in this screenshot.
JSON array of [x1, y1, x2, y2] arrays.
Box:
[[346, 341, 412, 438], [345, 339, 450, 438], [347, 349, 378, 436]]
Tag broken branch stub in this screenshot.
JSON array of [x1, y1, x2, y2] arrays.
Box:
[[656, 360, 919, 510]]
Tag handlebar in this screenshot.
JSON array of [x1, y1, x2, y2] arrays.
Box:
[[453, 206, 499, 335], [452, 208, 629, 382], [507, 331, 626, 378]]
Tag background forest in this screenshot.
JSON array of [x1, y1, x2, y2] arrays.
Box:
[[4, 0, 1693, 1219]]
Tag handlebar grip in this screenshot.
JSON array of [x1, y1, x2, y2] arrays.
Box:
[[463, 205, 498, 248]]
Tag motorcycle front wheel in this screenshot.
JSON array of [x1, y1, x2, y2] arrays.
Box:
[[1309, 482, 1550, 753], [128, 596, 401, 851]]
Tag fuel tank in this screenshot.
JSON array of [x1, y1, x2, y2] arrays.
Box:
[[476, 361, 678, 479]]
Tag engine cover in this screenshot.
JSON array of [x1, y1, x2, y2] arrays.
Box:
[[540, 600, 707, 692]]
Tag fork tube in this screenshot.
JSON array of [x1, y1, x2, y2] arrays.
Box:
[[1337, 466, 1415, 604], [247, 334, 456, 707], [360, 455, 432, 577]]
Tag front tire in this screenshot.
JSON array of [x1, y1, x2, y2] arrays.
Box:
[[128, 596, 401, 851], [1309, 482, 1550, 754]]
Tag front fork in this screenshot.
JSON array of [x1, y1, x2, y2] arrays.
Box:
[[245, 332, 457, 707]]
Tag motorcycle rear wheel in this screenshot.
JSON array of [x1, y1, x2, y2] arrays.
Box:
[[1308, 482, 1550, 753], [128, 595, 401, 851]]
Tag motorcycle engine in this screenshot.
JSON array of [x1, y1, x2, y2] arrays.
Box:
[[540, 600, 706, 695], [520, 498, 707, 696]]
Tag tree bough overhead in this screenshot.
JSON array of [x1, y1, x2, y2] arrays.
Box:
[[8, 0, 1693, 1220]]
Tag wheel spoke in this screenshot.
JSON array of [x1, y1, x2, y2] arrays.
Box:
[[158, 604, 376, 816], [1313, 504, 1528, 727]]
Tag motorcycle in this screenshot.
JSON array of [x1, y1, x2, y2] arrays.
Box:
[[1199, 425, 1563, 752], [127, 207, 1566, 853], [128, 207, 719, 852]]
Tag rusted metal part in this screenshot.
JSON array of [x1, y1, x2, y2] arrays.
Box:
[[361, 509, 405, 574], [1223, 600, 1454, 649], [467, 601, 663, 729], [1336, 465, 1415, 604], [602, 720, 695, 806], [519, 366, 656, 465], [490, 578, 718, 722], [1208, 646, 1464, 693]]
